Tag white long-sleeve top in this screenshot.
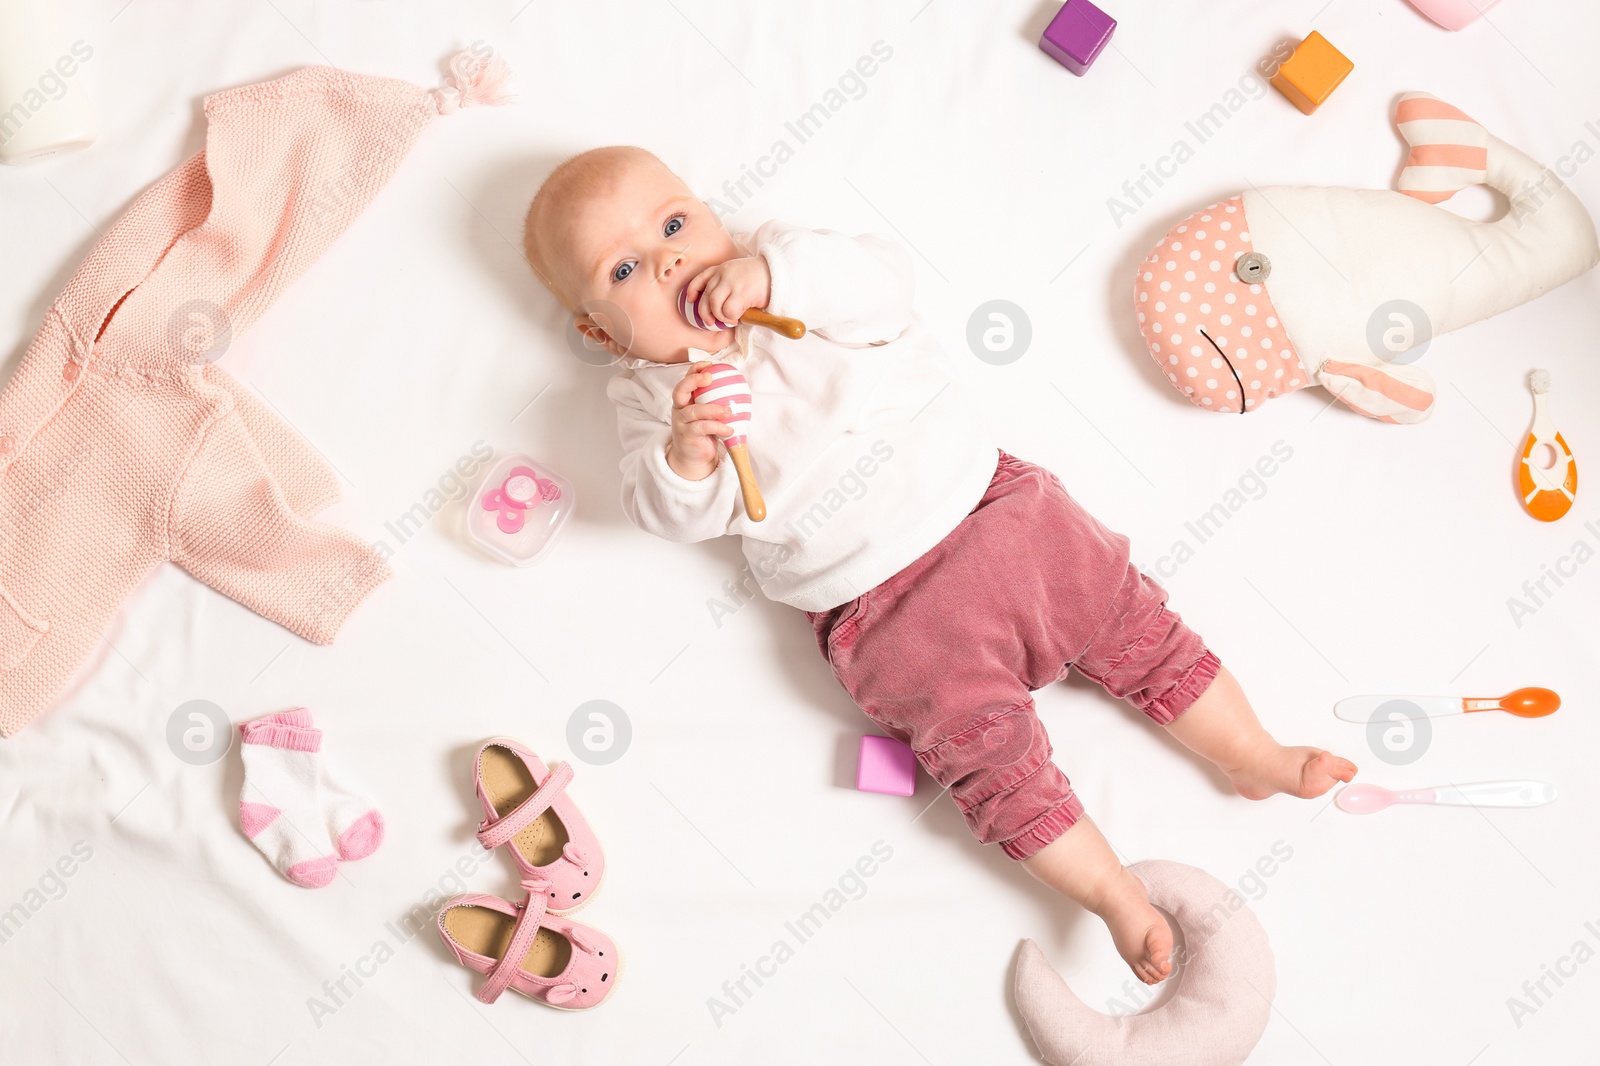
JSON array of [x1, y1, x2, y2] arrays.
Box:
[[605, 221, 998, 612]]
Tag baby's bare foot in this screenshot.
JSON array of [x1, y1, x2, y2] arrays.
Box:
[[1089, 867, 1173, 986], [1226, 742, 1357, 800]]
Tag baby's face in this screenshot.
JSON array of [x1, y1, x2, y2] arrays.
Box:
[[558, 158, 740, 364]]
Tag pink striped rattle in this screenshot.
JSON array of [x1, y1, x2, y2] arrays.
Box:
[[677, 289, 807, 340], [690, 362, 766, 521]]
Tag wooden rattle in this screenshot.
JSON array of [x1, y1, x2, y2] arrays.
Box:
[[677, 288, 806, 340], [690, 363, 766, 522]]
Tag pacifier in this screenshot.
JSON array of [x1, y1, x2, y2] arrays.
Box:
[[483, 466, 562, 534], [467, 454, 574, 566]]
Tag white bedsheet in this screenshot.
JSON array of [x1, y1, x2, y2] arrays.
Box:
[[3, 1, 1598, 1063]]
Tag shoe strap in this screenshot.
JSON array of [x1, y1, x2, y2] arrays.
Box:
[[477, 760, 575, 851], [477, 882, 553, 1004]]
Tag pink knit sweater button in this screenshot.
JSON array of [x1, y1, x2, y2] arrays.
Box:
[[63, 362, 80, 383], [0, 435, 14, 455]]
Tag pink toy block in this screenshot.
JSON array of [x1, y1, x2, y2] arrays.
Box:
[[857, 735, 916, 796], [1039, 0, 1117, 76]]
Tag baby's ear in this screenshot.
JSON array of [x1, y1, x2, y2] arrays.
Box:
[[575, 308, 631, 359]]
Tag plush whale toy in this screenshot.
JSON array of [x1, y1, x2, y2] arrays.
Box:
[[1135, 93, 1599, 422]]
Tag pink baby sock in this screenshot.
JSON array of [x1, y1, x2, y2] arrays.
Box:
[[237, 709, 384, 887]]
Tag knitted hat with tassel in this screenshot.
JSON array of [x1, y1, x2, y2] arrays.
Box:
[[53, 47, 517, 364]]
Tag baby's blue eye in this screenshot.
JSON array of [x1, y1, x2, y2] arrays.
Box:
[[612, 260, 636, 282], [664, 215, 684, 237]]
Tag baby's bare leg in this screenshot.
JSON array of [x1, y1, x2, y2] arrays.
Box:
[[1022, 817, 1173, 985], [1166, 666, 1357, 798]]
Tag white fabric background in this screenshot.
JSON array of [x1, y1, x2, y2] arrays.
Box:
[[2, 1, 1598, 1063]]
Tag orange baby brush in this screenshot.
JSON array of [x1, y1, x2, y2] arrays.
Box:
[[1519, 369, 1577, 522], [690, 363, 765, 522]]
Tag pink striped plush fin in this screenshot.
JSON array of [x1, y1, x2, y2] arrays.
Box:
[[1320, 360, 1436, 424], [1395, 92, 1489, 204]]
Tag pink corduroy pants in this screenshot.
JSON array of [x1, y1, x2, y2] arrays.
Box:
[[806, 451, 1221, 860]]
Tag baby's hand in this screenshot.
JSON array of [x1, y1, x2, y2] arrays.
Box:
[[683, 256, 772, 330], [667, 361, 733, 481]]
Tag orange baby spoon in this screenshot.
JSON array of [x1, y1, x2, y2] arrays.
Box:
[[1519, 369, 1577, 522], [1463, 687, 1561, 718], [1333, 687, 1560, 721]]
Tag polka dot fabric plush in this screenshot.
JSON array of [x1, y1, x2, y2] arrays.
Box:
[[1133, 197, 1307, 414]]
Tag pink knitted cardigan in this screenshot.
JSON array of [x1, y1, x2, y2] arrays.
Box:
[[0, 51, 510, 736]]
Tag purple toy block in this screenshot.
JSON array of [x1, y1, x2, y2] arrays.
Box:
[[1039, 0, 1117, 76], [857, 735, 916, 796]]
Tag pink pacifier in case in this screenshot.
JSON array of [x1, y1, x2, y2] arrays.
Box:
[[467, 454, 574, 566]]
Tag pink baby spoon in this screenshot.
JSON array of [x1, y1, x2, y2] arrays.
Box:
[[1335, 779, 1556, 815]]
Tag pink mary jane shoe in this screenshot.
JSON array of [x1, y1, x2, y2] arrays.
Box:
[[437, 891, 621, 1009], [474, 737, 605, 914]]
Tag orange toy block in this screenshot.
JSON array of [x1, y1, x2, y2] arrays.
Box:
[[1271, 32, 1353, 114]]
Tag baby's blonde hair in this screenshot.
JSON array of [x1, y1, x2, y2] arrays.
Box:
[[523, 145, 674, 309]]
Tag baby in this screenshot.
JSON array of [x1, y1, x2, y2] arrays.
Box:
[[522, 146, 1357, 985]]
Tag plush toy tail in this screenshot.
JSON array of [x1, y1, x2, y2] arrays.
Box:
[[1394, 92, 1489, 203]]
